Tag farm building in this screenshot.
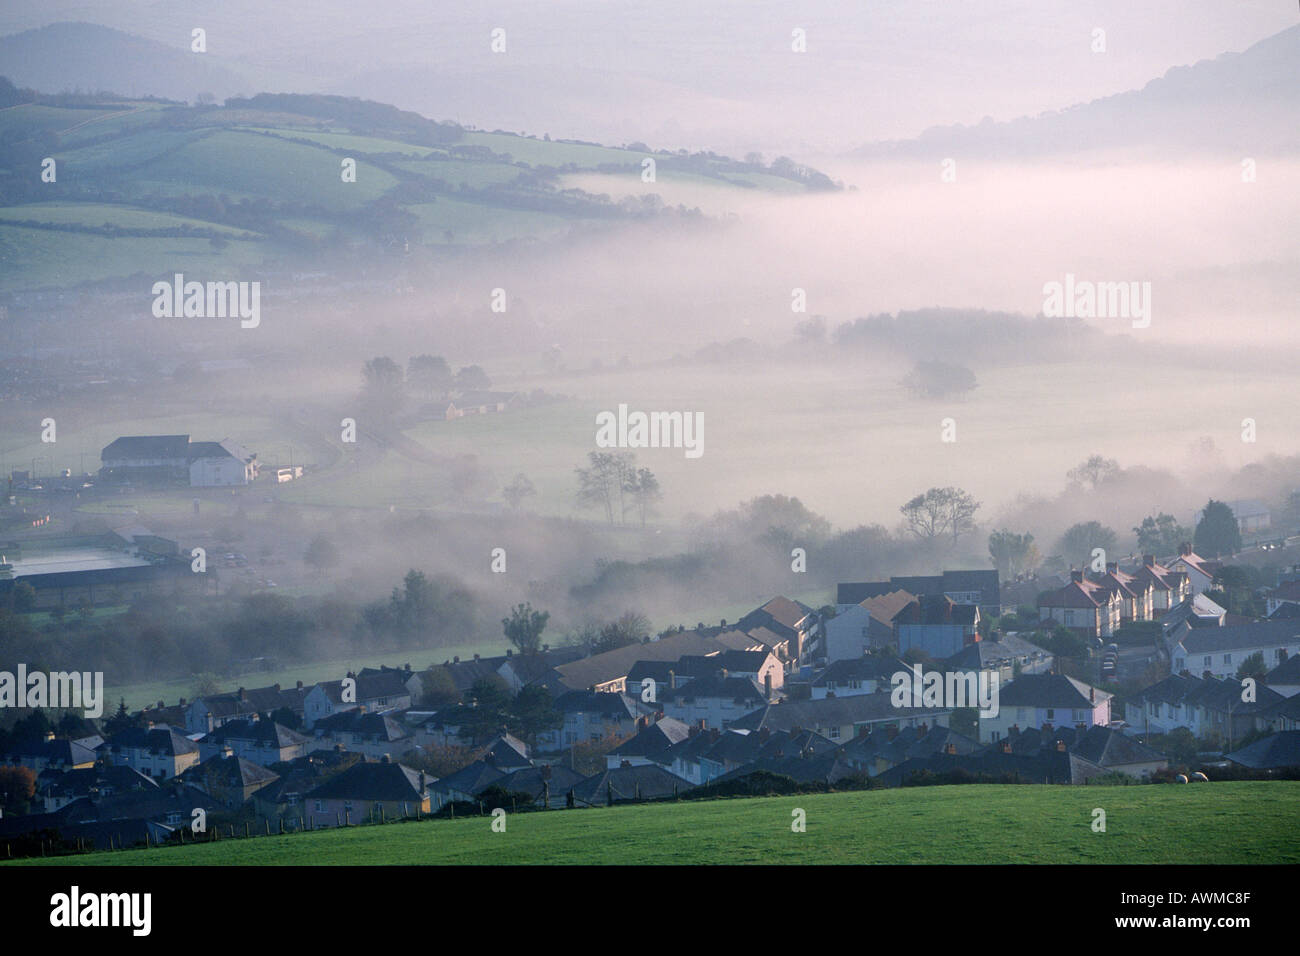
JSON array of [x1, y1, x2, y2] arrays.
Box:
[[100, 434, 259, 487]]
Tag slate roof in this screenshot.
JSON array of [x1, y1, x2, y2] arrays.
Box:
[[875, 748, 1099, 786], [943, 634, 1047, 670], [182, 752, 279, 789], [480, 733, 533, 772], [427, 759, 504, 798], [311, 711, 408, 744], [1226, 731, 1300, 769], [571, 764, 690, 804], [713, 749, 862, 786], [491, 764, 585, 800], [997, 674, 1110, 709], [304, 760, 428, 801], [108, 725, 198, 757], [315, 671, 411, 705], [812, 656, 908, 687], [1177, 621, 1300, 654], [101, 435, 190, 461], [1069, 725, 1169, 767], [662, 674, 768, 707], [37, 764, 158, 801], [841, 571, 1000, 607], [205, 718, 308, 749], [730, 694, 952, 733], [552, 690, 639, 719], [1264, 654, 1300, 685], [195, 684, 309, 718], [608, 717, 692, 757], [3, 736, 99, 765]]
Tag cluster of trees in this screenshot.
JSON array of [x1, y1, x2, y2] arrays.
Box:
[[900, 487, 981, 544], [443, 676, 560, 749], [359, 355, 493, 425], [574, 451, 662, 527], [901, 360, 978, 399], [0, 568, 484, 687]]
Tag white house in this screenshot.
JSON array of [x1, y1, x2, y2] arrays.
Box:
[[188, 439, 259, 487], [1170, 621, 1300, 679]]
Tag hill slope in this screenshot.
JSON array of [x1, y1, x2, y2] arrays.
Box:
[[0, 84, 834, 292], [853, 24, 1300, 159], [9, 782, 1299, 866]]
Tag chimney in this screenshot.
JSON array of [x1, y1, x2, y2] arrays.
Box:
[[44, 730, 55, 742], [688, 725, 700, 738], [157, 699, 164, 709], [945, 742, 957, 755], [506, 649, 512, 657], [620, 759, 632, 768], [272, 683, 280, 693], [1143, 554, 1155, 566], [419, 771, 427, 794], [709, 728, 721, 741], [473, 653, 480, 661], [221, 745, 233, 758], [381, 753, 391, 763], [764, 672, 773, 701], [1009, 724, 1019, 738], [179, 697, 186, 707], [1179, 542, 1192, 556], [296, 681, 303, 690], [206, 711, 214, 733], [146, 720, 155, 730], [1107, 562, 1118, 574], [1090, 687, 1095, 703], [237, 687, 246, 701], [1070, 570, 1084, 584], [1000, 740, 1012, 753], [453, 656, 460, 663], [918, 722, 928, 735], [1056, 740, 1066, 752]]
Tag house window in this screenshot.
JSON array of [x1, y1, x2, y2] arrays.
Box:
[[1072, 709, 1087, 722], [829, 726, 841, 740], [344, 801, 353, 812], [1204, 656, 1212, 667], [1223, 655, 1232, 665], [1045, 709, 1055, 721]]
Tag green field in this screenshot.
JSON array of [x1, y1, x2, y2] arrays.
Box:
[[10, 782, 1297, 866], [110, 638, 509, 713], [0, 96, 823, 290]]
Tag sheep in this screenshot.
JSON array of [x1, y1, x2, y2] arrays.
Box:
[[1175, 774, 1189, 784], [1191, 771, 1209, 782]]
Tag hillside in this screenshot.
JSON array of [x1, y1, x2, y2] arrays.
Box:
[[0, 82, 835, 292], [9, 782, 1299, 866], [853, 24, 1300, 159]]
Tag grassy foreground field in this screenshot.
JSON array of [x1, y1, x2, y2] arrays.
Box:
[[13, 782, 1299, 866]]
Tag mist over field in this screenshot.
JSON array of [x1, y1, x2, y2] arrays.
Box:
[[0, 2, 1298, 708]]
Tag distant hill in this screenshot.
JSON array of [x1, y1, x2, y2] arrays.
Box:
[[0, 22, 251, 101], [0, 82, 834, 292], [853, 25, 1300, 159]]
